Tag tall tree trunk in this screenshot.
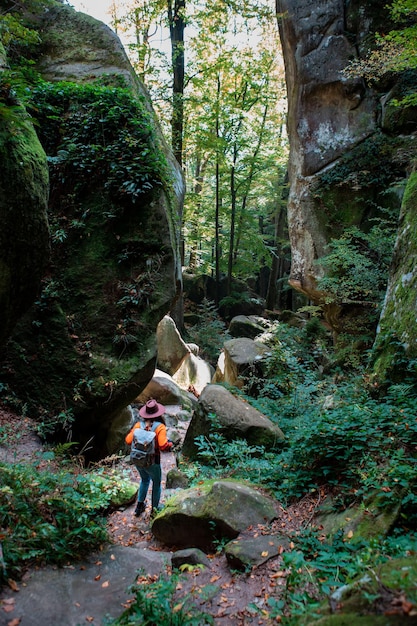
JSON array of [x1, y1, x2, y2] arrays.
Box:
[[188, 153, 208, 269], [134, 8, 149, 81], [167, 0, 185, 166], [266, 168, 289, 310], [214, 73, 221, 306], [266, 205, 286, 311], [233, 98, 269, 263], [227, 142, 238, 296]]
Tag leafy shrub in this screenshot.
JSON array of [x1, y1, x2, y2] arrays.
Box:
[[106, 572, 214, 625], [28, 81, 168, 206], [262, 527, 417, 624], [317, 223, 397, 306], [0, 461, 130, 583], [193, 427, 277, 485]]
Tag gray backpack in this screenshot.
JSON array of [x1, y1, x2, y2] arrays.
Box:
[[130, 421, 160, 467]]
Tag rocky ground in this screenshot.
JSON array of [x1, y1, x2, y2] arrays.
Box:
[[0, 404, 320, 625]]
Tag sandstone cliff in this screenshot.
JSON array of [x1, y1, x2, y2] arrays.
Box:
[[277, 0, 417, 332]]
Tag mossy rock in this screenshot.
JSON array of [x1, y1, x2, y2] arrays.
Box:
[[82, 474, 138, 509], [315, 493, 401, 541], [0, 3, 183, 460], [296, 556, 417, 625], [0, 43, 49, 347], [151, 479, 277, 550], [370, 170, 417, 383]]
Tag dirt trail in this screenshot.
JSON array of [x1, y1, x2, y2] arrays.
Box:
[[0, 406, 315, 625]]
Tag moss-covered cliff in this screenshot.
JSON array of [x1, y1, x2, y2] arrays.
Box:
[[0, 42, 50, 346], [0, 3, 183, 458], [370, 170, 417, 383]]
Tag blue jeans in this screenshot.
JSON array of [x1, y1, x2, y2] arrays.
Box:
[[137, 463, 162, 509]]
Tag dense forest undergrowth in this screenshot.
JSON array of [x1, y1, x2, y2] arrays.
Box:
[[1, 314, 417, 624]]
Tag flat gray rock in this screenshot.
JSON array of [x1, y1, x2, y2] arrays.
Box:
[[225, 534, 290, 570], [0, 545, 170, 626]]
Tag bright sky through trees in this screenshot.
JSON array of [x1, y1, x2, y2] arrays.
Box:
[[69, 0, 114, 24], [68, 0, 288, 298]]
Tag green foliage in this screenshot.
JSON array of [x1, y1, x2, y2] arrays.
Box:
[[344, 0, 417, 106], [317, 223, 396, 305], [0, 4, 45, 57], [193, 412, 273, 483], [183, 348, 417, 624], [0, 461, 116, 583], [218, 291, 263, 320], [35, 407, 74, 439], [185, 299, 230, 364], [315, 133, 406, 194], [28, 80, 168, 204], [259, 321, 332, 397], [106, 572, 214, 625], [185, 322, 417, 523], [261, 528, 417, 624]]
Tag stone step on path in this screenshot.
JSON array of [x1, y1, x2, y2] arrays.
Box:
[[0, 544, 171, 626]]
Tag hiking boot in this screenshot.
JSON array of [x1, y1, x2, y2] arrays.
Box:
[[134, 501, 146, 517]]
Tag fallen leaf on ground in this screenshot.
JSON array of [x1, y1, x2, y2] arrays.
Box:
[[102, 581, 109, 588]]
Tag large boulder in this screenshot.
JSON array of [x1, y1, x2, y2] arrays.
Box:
[[315, 493, 401, 541], [224, 534, 289, 570], [172, 352, 214, 395], [228, 315, 271, 339], [182, 384, 284, 459], [156, 315, 191, 376], [156, 314, 213, 394], [0, 3, 183, 460], [151, 479, 277, 549], [137, 370, 197, 411], [212, 338, 270, 388]]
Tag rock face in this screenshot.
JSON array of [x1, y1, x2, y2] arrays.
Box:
[[182, 384, 284, 459], [151, 479, 277, 549], [276, 0, 416, 316], [0, 44, 50, 347], [371, 171, 417, 382], [0, 4, 183, 459]]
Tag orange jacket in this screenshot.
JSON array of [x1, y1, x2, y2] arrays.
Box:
[[125, 420, 172, 452]]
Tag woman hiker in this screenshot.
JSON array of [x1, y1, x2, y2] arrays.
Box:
[[125, 398, 173, 517]]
